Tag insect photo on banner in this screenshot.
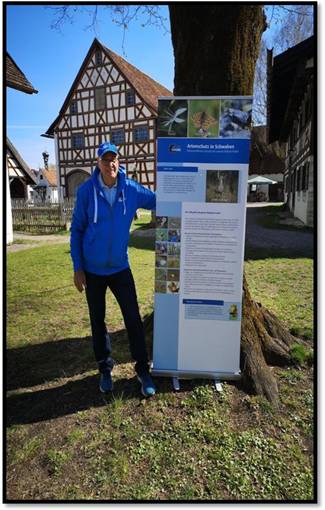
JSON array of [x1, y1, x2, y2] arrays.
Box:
[[188, 99, 220, 138], [157, 99, 188, 137]]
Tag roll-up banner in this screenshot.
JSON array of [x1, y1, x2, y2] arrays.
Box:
[[152, 97, 252, 380]]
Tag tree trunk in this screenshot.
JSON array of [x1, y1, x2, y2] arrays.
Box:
[[150, 5, 303, 403], [169, 5, 266, 95]]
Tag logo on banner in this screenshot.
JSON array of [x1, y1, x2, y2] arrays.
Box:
[[168, 144, 182, 153]]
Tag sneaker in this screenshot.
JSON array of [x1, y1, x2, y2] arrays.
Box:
[[99, 371, 113, 393], [137, 372, 156, 397]]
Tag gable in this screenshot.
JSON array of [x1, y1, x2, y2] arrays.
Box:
[[7, 138, 37, 184], [44, 38, 172, 137]]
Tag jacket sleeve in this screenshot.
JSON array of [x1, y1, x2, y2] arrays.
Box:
[[70, 185, 88, 272], [135, 182, 156, 211]]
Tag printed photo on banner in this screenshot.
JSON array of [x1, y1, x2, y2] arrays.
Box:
[[156, 228, 168, 241], [167, 269, 180, 282], [188, 99, 220, 138], [168, 229, 181, 242], [155, 281, 167, 293], [219, 98, 252, 138], [168, 217, 181, 229], [156, 255, 167, 268], [167, 256, 180, 269], [156, 216, 168, 228], [167, 242, 181, 256], [157, 99, 188, 137], [167, 281, 180, 294], [206, 170, 239, 203], [229, 304, 239, 320], [155, 268, 167, 280], [155, 241, 167, 256]]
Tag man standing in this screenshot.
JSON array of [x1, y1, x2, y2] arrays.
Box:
[[70, 142, 156, 397]]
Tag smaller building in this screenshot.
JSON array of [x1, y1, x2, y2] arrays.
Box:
[[32, 167, 58, 202], [268, 36, 314, 226], [6, 52, 38, 243], [248, 125, 285, 202], [7, 137, 37, 199]]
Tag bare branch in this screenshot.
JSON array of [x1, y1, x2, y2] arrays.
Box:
[[277, 5, 313, 16], [47, 5, 169, 57]]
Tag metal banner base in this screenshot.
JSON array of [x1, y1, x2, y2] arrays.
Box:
[[151, 368, 241, 381]]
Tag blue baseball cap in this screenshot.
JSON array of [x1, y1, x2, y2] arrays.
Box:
[[97, 142, 118, 158]]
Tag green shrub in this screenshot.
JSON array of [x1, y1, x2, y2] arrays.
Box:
[[290, 344, 313, 366]]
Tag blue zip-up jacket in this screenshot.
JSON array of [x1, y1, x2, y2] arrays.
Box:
[[70, 166, 156, 275]]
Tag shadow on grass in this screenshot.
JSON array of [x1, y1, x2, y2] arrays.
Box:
[[6, 374, 144, 426], [128, 233, 155, 251], [6, 330, 148, 391], [6, 372, 230, 426], [6, 328, 160, 425]]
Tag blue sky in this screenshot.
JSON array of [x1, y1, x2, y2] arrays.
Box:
[[6, 5, 174, 169]]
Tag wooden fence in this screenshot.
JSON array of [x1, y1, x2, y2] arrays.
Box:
[[11, 199, 75, 233]]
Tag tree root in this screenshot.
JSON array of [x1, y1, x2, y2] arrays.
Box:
[[239, 276, 303, 403]]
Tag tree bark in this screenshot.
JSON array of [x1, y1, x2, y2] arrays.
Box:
[[169, 5, 266, 95], [150, 5, 303, 403]]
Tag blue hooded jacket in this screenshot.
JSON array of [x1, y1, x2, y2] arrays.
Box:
[[70, 166, 156, 275]]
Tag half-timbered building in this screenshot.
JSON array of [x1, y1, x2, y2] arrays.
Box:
[[267, 36, 314, 226], [43, 38, 172, 198], [7, 137, 38, 199]]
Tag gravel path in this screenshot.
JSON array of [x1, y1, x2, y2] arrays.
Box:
[[245, 204, 313, 256], [7, 233, 69, 253]]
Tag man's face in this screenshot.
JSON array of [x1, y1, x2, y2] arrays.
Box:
[[98, 152, 119, 183]]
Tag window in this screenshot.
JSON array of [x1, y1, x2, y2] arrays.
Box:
[[111, 129, 125, 145], [71, 133, 85, 149], [302, 163, 310, 191], [126, 89, 135, 106], [306, 163, 310, 190], [95, 50, 102, 65], [134, 125, 149, 143], [296, 168, 301, 191], [70, 100, 78, 115], [302, 165, 306, 191], [95, 87, 106, 110]]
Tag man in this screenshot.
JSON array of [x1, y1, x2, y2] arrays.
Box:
[[70, 142, 156, 397]]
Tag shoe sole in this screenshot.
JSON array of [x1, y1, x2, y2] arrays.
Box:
[[99, 382, 113, 393]]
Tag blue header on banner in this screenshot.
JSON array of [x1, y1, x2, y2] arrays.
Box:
[[157, 166, 198, 173], [158, 138, 250, 164], [183, 299, 224, 306]]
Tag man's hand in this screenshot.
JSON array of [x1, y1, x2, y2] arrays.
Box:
[[74, 270, 87, 292]]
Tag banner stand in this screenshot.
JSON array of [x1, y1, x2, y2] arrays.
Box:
[[151, 367, 241, 381], [152, 96, 252, 387], [151, 367, 241, 391]]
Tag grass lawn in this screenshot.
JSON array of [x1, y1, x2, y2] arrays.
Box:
[[6, 217, 314, 501]]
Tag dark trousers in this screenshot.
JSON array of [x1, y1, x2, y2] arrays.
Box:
[[85, 268, 149, 375]]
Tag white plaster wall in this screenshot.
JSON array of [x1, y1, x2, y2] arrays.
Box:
[[294, 193, 308, 224], [7, 164, 13, 244]]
